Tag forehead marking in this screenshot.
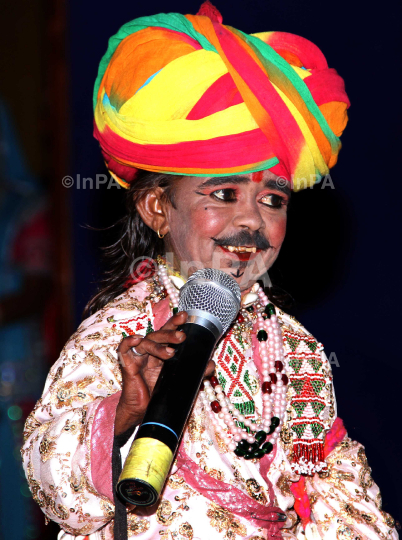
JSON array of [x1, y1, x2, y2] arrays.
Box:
[[252, 171, 264, 183]]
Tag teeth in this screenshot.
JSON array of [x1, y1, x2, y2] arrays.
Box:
[[224, 245, 257, 253]]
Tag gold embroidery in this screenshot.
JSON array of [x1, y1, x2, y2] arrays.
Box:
[[215, 431, 228, 453], [116, 299, 147, 312], [168, 474, 185, 490], [69, 473, 83, 493], [341, 502, 379, 531], [336, 525, 355, 540], [63, 419, 78, 434], [276, 473, 293, 497], [39, 437, 57, 462], [308, 437, 398, 537], [309, 492, 318, 507], [156, 499, 181, 526], [127, 513, 150, 535], [245, 479, 267, 505], [207, 503, 247, 539], [83, 332, 101, 340], [280, 424, 293, 446], [207, 468, 226, 481], [187, 414, 205, 442], [99, 499, 114, 519], [247, 374, 260, 396], [23, 413, 42, 442], [54, 376, 95, 408], [30, 479, 70, 521], [381, 511, 395, 529], [178, 522, 194, 539]]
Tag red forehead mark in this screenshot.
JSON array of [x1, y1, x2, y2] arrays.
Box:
[[252, 171, 264, 183]]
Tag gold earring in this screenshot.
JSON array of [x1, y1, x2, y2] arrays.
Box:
[[157, 229, 165, 239]]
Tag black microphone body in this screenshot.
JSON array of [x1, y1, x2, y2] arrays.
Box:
[[117, 269, 241, 507], [138, 322, 217, 451]]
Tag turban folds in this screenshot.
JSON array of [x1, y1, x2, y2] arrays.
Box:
[[93, 3, 350, 191]]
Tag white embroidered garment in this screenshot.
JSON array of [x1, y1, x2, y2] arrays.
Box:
[[21, 280, 398, 540]]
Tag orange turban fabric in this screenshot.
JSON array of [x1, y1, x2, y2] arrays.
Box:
[[93, 2, 350, 191]]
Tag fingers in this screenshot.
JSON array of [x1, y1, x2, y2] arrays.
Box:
[[120, 334, 176, 360], [145, 328, 186, 345], [117, 334, 144, 356], [118, 312, 188, 359], [160, 311, 188, 331]]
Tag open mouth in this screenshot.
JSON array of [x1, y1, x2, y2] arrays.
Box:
[[218, 245, 261, 261], [222, 245, 257, 253]]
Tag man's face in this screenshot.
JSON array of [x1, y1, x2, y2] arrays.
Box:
[[163, 170, 290, 291]]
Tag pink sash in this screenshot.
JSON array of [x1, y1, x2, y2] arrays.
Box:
[[176, 447, 286, 537]]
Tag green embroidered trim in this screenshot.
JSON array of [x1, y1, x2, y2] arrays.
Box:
[[146, 320, 154, 335], [307, 357, 322, 372], [289, 357, 303, 373], [292, 402, 307, 417], [234, 401, 255, 416], [218, 372, 226, 391], [311, 379, 325, 396]]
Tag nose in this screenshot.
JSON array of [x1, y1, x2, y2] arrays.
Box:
[[232, 196, 265, 232]]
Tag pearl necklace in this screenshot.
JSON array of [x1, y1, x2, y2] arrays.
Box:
[[157, 263, 288, 460]]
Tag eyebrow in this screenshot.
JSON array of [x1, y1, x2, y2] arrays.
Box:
[[197, 175, 291, 197]]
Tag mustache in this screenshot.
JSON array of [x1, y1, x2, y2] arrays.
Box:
[[212, 230, 271, 251]]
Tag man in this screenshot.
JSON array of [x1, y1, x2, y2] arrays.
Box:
[[22, 3, 398, 540]]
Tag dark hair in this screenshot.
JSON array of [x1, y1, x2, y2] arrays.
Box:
[[83, 170, 293, 319], [82, 170, 180, 318]]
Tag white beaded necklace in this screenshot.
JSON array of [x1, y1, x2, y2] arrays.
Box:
[[157, 263, 288, 460]]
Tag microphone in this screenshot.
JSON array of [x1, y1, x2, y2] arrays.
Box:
[[116, 268, 241, 506]]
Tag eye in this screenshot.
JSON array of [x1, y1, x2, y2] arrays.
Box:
[[211, 188, 237, 202], [260, 193, 285, 208]]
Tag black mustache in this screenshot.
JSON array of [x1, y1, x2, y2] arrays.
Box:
[[212, 231, 271, 251]]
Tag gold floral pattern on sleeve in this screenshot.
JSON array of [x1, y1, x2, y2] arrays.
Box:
[[245, 479, 268, 505], [156, 499, 182, 526], [187, 414, 205, 442], [306, 437, 398, 540], [178, 522, 194, 538], [276, 473, 293, 497], [206, 503, 247, 539], [127, 513, 151, 535]]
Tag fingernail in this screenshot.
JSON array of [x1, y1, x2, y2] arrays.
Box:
[[166, 347, 175, 354], [175, 331, 184, 339]]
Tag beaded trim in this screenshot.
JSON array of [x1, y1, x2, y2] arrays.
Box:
[[282, 330, 329, 474]]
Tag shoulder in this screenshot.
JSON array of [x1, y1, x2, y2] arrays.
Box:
[[45, 279, 163, 385], [65, 279, 162, 352], [276, 307, 314, 337]]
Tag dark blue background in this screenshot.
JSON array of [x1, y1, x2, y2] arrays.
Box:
[[68, 0, 402, 523]]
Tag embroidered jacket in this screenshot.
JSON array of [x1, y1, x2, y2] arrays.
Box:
[[21, 279, 398, 540]]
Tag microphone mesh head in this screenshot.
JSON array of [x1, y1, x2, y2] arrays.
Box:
[[178, 269, 241, 334]]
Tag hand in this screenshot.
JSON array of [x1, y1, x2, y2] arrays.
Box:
[[114, 311, 215, 436]]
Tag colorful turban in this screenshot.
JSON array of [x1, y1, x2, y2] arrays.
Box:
[[93, 2, 350, 191]]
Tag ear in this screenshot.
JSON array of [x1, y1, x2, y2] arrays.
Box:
[[136, 187, 170, 236]]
